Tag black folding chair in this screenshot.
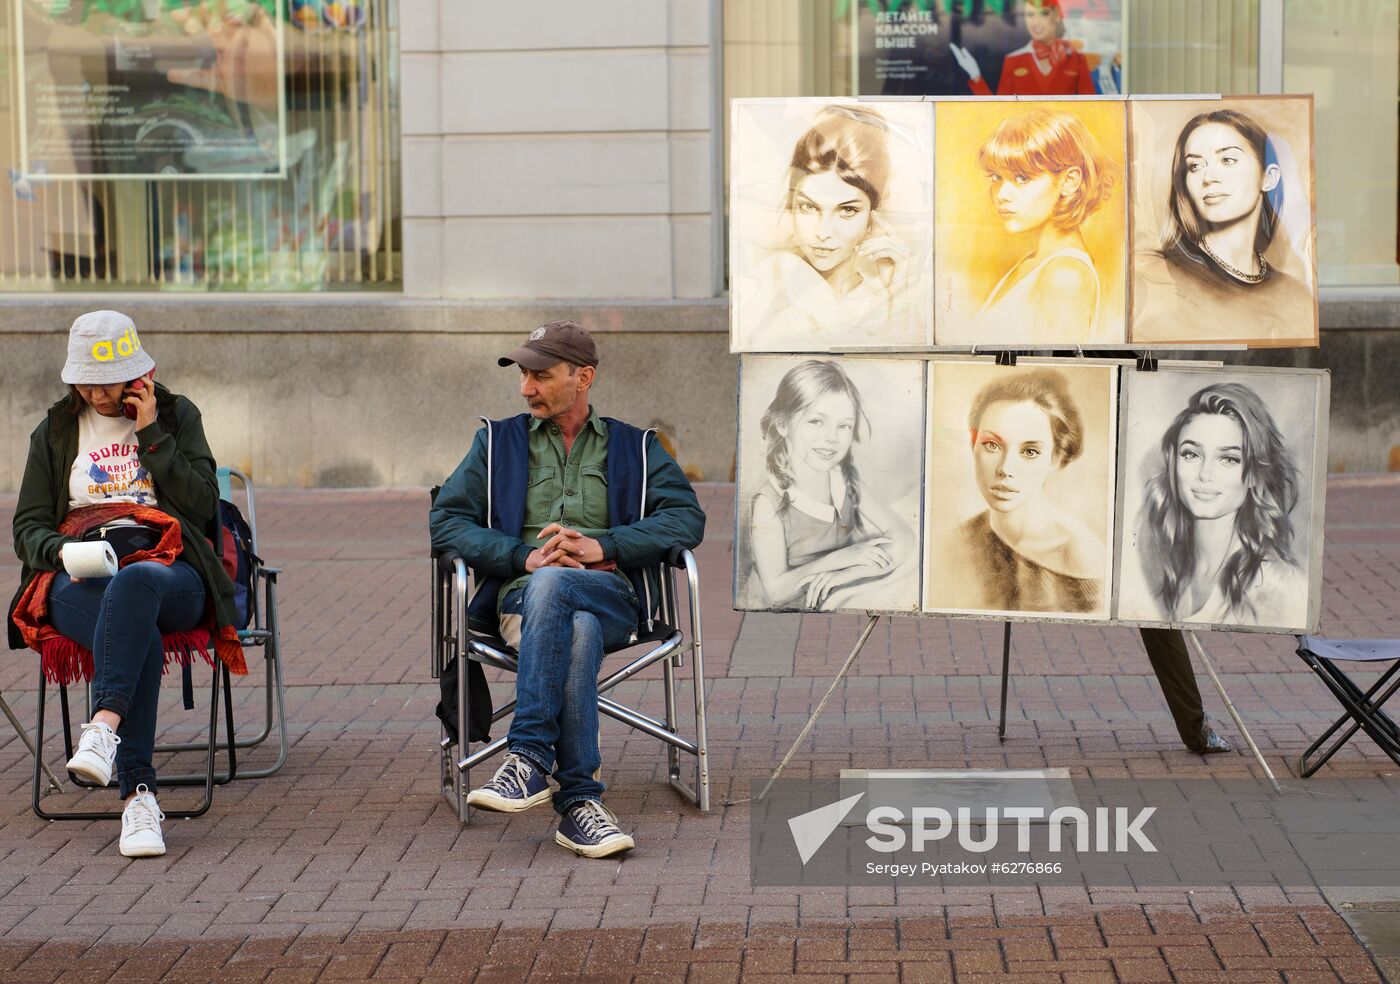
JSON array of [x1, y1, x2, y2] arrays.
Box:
[[430, 509, 711, 824], [1295, 635, 1400, 777]]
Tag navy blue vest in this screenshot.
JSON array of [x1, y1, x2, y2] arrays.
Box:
[[465, 413, 651, 633]]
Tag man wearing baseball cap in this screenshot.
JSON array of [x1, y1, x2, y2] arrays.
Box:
[[430, 321, 705, 858]]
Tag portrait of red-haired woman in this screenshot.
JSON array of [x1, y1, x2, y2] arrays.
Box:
[[935, 100, 1127, 346]]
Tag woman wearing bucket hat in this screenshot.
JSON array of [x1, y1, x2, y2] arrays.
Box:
[[8, 311, 245, 858]]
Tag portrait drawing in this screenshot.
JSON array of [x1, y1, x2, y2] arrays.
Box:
[[935, 100, 1127, 347], [924, 360, 1117, 620], [1129, 97, 1318, 347], [1115, 367, 1328, 632], [735, 356, 924, 613], [730, 99, 934, 353]]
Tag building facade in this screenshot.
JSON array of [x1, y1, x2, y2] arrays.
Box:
[[3, 0, 1399, 489]]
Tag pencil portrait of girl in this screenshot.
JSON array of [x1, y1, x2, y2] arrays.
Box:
[[731, 100, 934, 353], [735, 357, 924, 613], [1115, 367, 1326, 632], [936, 101, 1127, 347]]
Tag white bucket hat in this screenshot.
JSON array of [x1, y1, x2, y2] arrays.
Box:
[[61, 311, 156, 385]]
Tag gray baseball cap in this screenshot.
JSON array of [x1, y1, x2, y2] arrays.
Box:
[[498, 320, 599, 370]]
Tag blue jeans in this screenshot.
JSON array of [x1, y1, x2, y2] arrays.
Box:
[[48, 560, 207, 798], [501, 567, 638, 813]]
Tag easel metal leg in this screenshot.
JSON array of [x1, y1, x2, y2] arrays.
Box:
[[1186, 630, 1280, 794], [998, 622, 1012, 743], [755, 614, 881, 803]]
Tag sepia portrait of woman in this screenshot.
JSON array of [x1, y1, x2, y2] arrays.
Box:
[[1132, 104, 1315, 345], [1139, 382, 1308, 625], [969, 109, 1118, 345], [745, 360, 915, 611], [946, 368, 1106, 614], [745, 106, 915, 348]]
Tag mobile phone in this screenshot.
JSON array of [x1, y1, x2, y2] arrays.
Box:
[[122, 378, 145, 420]]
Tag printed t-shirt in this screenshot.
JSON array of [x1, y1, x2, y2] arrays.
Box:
[[68, 409, 158, 511]]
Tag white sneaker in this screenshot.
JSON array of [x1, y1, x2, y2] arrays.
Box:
[[65, 721, 120, 787], [120, 785, 166, 858]]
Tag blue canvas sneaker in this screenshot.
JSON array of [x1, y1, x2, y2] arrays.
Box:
[[466, 752, 551, 812], [555, 799, 635, 858]]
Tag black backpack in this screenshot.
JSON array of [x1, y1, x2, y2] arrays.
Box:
[[216, 499, 257, 629]]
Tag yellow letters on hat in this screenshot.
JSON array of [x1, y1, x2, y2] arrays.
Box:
[[92, 326, 140, 362]]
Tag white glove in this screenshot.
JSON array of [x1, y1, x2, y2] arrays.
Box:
[[949, 43, 983, 81]]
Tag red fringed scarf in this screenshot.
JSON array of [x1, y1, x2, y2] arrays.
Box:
[[12, 503, 247, 686]]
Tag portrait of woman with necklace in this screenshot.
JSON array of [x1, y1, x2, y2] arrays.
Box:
[[1131, 104, 1315, 346]]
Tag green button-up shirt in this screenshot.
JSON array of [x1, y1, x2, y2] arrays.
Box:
[[499, 407, 615, 608]]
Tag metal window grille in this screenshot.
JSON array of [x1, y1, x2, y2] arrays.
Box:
[[0, 0, 400, 290]]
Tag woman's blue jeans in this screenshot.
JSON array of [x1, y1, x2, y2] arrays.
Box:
[[48, 560, 207, 798], [500, 567, 639, 813]]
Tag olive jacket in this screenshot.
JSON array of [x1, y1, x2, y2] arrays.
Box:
[[8, 383, 239, 652]]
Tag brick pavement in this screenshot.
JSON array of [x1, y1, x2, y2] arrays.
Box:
[[0, 478, 1396, 982]]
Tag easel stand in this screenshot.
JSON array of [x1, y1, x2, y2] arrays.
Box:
[[755, 617, 1281, 801]]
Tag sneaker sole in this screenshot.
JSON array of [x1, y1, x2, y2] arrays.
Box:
[[120, 843, 166, 858], [555, 831, 635, 859], [64, 757, 112, 787], [466, 787, 551, 813]]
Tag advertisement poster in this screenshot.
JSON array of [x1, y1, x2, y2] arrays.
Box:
[[857, 0, 1125, 98], [15, 0, 286, 180]]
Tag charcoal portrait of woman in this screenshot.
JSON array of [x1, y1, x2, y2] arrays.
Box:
[[1136, 383, 1309, 625], [926, 363, 1116, 620]]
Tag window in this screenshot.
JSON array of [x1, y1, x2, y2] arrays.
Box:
[[0, 0, 400, 290]]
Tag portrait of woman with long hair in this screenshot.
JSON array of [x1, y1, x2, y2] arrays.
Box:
[[1131, 99, 1316, 346], [1139, 383, 1309, 625], [926, 363, 1116, 619], [738, 358, 921, 613], [731, 101, 933, 352]]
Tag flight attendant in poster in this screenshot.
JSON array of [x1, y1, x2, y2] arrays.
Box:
[[951, 0, 1095, 96]]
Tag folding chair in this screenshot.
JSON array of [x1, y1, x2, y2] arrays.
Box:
[[430, 509, 710, 824], [30, 467, 287, 820], [149, 467, 289, 780], [1295, 635, 1400, 777]]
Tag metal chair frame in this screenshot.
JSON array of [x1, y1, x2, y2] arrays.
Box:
[[29, 467, 287, 820], [32, 664, 229, 820], [1296, 635, 1400, 777], [152, 468, 288, 780], [431, 548, 710, 824]]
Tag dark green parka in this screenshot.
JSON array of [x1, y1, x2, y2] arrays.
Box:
[[8, 383, 239, 651]]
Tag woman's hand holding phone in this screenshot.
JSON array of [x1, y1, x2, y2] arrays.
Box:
[[122, 373, 157, 430]]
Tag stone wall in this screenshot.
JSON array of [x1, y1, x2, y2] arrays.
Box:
[[1, 296, 1397, 492]]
